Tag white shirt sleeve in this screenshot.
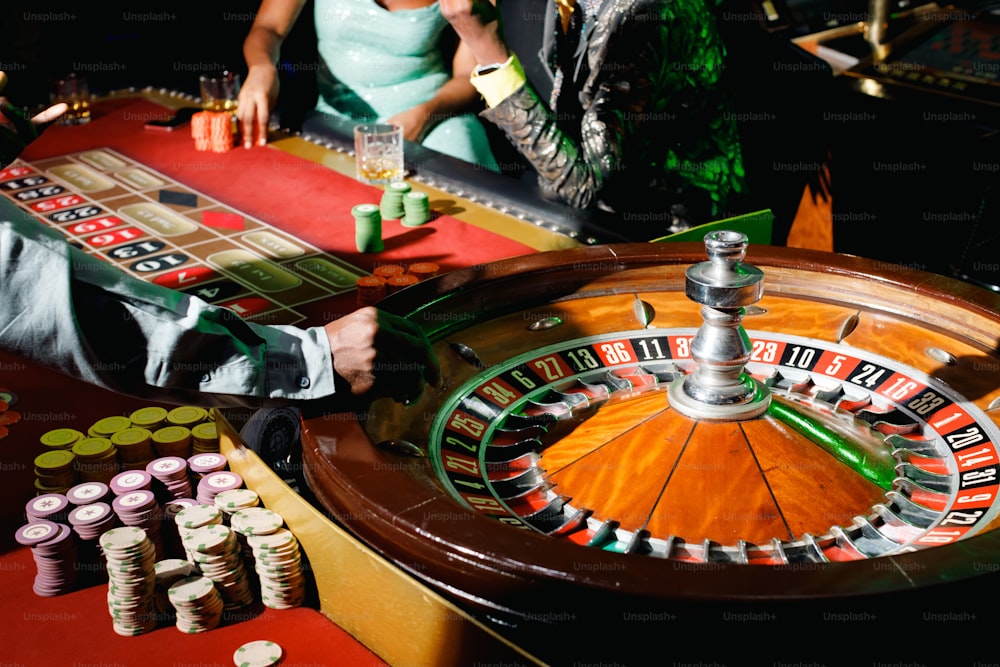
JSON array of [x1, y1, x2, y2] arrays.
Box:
[[0, 202, 338, 408]]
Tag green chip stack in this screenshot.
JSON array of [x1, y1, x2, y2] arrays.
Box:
[[379, 181, 411, 219], [401, 191, 431, 227], [352, 203, 383, 253]]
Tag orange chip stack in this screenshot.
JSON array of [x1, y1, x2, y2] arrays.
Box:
[[406, 262, 439, 280], [386, 273, 419, 293], [191, 111, 234, 153], [373, 264, 406, 280], [355, 275, 387, 306]]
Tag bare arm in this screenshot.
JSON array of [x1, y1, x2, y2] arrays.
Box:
[[386, 36, 486, 143], [237, 0, 309, 148]]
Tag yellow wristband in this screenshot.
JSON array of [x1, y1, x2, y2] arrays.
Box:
[[470, 54, 527, 108]]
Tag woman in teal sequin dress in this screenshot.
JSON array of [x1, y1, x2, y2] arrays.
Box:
[[238, 0, 498, 170]]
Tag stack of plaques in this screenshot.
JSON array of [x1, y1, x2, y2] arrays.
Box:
[[182, 523, 254, 610], [196, 470, 244, 507], [167, 574, 224, 633], [146, 456, 194, 500], [101, 526, 158, 636], [14, 519, 78, 597]]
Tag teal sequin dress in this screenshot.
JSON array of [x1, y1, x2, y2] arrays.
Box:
[[314, 0, 498, 170]]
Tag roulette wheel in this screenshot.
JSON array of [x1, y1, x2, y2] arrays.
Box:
[[299, 233, 1000, 660]]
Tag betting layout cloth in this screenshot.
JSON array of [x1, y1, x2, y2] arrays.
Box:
[[1, 149, 365, 325], [10, 96, 538, 326]]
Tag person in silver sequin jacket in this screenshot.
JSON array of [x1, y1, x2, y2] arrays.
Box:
[[442, 0, 746, 239]]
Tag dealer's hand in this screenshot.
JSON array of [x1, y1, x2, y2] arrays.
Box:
[[324, 307, 441, 404]]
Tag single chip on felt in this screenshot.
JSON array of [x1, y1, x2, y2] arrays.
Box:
[[202, 210, 245, 230], [158, 189, 198, 207]]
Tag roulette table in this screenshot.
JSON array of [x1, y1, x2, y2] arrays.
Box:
[[300, 233, 1000, 663], [3, 90, 1000, 665]]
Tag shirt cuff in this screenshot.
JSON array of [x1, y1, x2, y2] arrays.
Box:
[[470, 54, 527, 108]]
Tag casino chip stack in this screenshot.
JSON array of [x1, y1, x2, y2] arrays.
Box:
[[182, 523, 255, 610], [192, 111, 235, 153], [197, 470, 244, 507], [246, 527, 307, 610], [111, 489, 166, 559], [213, 488, 260, 520], [34, 450, 77, 494], [406, 261, 439, 281], [387, 273, 418, 294], [379, 181, 411, 219], [172, 503, 224, 542], [101, 526, 159, 636], [0, 387, 19, 440], [15, 519, 79, 597], [153, 558, 196, 620], [352, 203, 383, 253], [232, 508, 306, 609], [191, 421, 221, 454], [129, 406, 168, 432], [162, 498, 201, 558], [355, 275, 387, 306], [73, 437, 119, 484], [68, 501, 118, 541], [40, 427, 85, 453], [188, 452, 228, 482], [67, 481, 113, 507], [168, 574, 225, 633], [233, 639, 284, 667], [373, 263, 405, 282], [152, 426, 192, 459], [25, 493, 71, 524], [89, 415, 132, 439], [167, 406, 210, 430], [401, 191, 431, 227], [146, 456, 194, 500], [112, 427, 156, 471], [110, 469, 153, 496]]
